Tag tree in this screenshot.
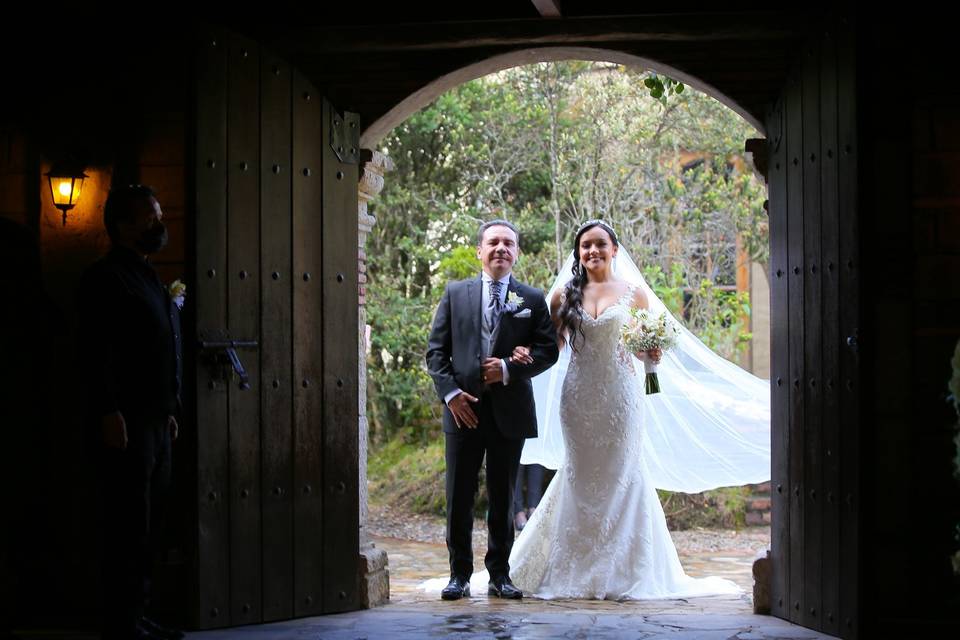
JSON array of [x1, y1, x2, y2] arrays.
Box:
[[367, 61, 768, 452]]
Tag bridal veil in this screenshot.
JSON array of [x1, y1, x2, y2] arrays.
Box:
[[520, 248, 771, 493]]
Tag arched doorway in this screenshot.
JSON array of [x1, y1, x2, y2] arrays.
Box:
[[185, 16, 860, 639], [359, 46, 765, 147], [350, 24, 860, 636], [358, 48, 773, 604]]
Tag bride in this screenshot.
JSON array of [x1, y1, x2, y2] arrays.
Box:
[[504, 219, 769, 599], [422, 219, 770, 599], [510, 220, 769, 600]]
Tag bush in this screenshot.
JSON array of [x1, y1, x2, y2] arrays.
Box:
[[657, 486, 750, 530], [368, 430, 489, 517], [369, 428, 751, 528]]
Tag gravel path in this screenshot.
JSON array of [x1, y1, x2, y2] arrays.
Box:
[[367, 501, 770, 554]]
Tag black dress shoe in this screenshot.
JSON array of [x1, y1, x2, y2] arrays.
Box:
[[139, 616, 185, 640], [488, 575, 523, 599], [441, 576, 471, 600]]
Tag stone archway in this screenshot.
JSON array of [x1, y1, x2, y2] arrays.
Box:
[[353, 47, 771, 607], [360, 46, 765, 149]]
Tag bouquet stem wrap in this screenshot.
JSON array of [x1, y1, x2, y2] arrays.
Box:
[[643, 359, 661, 394]]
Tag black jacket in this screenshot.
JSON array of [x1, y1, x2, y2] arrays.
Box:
[[77, 246, 182, 423], [426, 274, 559, 438]]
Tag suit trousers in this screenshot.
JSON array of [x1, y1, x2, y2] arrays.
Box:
[[444, 392, 524, 581], [99, 416, 171, 637]]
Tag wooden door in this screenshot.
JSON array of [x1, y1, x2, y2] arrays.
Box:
[[767, 15, 860, 639], [189, 26, 359, 630]]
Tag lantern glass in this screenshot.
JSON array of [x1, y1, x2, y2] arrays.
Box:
[[47, 172, 86, 209]]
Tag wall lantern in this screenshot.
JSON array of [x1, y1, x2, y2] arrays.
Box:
[[46, 166, 88, 226]]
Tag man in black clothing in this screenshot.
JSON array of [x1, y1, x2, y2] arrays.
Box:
[[77, 184, 183, 640], [425, 220, 559, 601]]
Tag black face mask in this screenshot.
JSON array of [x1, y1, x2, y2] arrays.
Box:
[[136, 222, 168, 254]]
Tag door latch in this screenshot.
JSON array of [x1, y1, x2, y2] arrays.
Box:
[[200, 339, 258, 390]]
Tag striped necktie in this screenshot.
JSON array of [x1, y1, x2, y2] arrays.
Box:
[[488, 279, 504, 328]]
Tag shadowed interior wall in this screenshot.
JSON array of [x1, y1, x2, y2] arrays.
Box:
[[0, 32, 189, 628], [858, 19, 960, 635]]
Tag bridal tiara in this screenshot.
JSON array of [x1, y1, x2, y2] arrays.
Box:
[[575, 218, 617, 235]]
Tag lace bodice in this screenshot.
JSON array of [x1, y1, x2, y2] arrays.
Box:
[[560, 285, 643, 471], [567, 286, 637, 377]]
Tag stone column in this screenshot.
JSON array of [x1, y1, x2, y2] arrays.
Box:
[[745, 137, 773, 614], [753, 549, 772, 614], [356, 148, 393, 608]]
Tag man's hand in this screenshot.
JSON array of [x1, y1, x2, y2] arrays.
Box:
[[448, 391, 480, 429], [509, 345, 533, 365], [102, 411, 128, 450], [481, 358, 504, 385], [168, 415, 179, 442]]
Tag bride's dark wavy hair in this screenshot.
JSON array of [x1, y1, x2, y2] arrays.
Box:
[[557, 220, 619, 352]]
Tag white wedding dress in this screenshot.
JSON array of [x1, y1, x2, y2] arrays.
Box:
[[507, 286, 741, 599]]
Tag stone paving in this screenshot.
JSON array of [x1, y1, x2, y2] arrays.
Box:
[[186, 530, 838, 640], [187, 604, 840, 639], [375, 535, 761, 606], [12, 524, 838, 639], [366, 502, 772, 603]]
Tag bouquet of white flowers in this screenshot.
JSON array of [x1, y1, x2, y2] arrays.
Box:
[[620, 308, 680, 394]]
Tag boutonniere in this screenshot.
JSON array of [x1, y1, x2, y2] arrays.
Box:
[[168, 279, 186, 309], [505, 291, 525, 312]]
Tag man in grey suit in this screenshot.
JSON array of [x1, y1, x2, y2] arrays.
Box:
[[426, 219, 559, 600]]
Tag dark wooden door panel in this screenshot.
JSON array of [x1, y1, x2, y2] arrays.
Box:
[[768, 93, 791, 623], [226, 32, 263, 626], [291, 69, 326, 619], [837, 16, 861, 638], [785, 62, 805, 626], [259, 50, 295, 624], [193, 30, 360, 628], [193, 27, 231, 630], [801, 38, 823, 631], [320, 99, 360, 613], [818, 27, 842, 638]]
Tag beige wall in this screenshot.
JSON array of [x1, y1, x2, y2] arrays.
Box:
[[750, 261, 771, 379]]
